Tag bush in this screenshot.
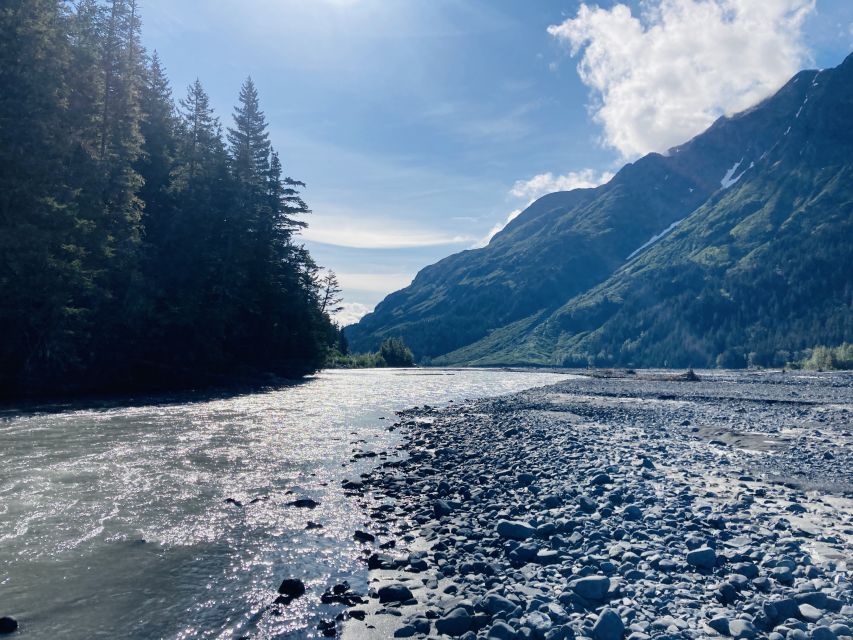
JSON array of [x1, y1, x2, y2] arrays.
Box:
[[797, 343, 853, 370], [379, 337, 415, 367], [324, 337, 414, 369]]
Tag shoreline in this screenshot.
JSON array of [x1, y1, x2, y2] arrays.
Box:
[[341, 370, 853, 639]]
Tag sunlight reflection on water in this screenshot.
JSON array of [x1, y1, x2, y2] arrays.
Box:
[[0, 369, 568, 639]]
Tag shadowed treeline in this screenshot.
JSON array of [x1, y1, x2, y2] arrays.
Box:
[[0, 1, 342, 398]]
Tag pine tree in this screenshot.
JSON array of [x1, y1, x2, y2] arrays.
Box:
[[228, 77, 271, 189], [0, 0, 85, 384], [137, 52, 176, 250]]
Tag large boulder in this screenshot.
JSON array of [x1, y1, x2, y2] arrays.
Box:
[[496, 520, 536, 540], [378, 583, 414, 604], [0, 617, 18, 635], [593, 608, 625, 640], [570, 576, 610, 601], [277, 578, 306, 604], [435, 607, 472, 637], [686, 547, 716, 569]]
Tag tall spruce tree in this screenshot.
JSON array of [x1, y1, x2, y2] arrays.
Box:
[[0, 0, 82, 384]]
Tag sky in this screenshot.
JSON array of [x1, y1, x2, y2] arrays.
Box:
[[139, 0, 853, 325]]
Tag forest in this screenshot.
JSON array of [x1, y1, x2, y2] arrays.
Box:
[[0, 1, 343, 397]]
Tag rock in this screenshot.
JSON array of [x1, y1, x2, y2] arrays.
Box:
[[795, 592, 828, 609], [317, 619, 337, 637], [378, 584, 414, 604], [435, 607, 472, 637], [579, 496, 597, 513], [717, 582, 739, 605], [810, 627, 835, 640], [623, 505, 643, 521], [394, 625, 417, 638], [591, 472, 613, 486], [535, 549, 561, 564], [728, 619, 757, 639], [353, 530, 375, 543], [434, 499, 453, 517], [496, 519, 536, 540], [518, 472, 536, 486], [708, 616, 730, 635], [731, 562, 759, 579], [798, 603, 823, 622], [290, 498, 320, 509], [570, 576, 610, 601], [593, 608, 625, 640], [542, 495, 562, 509], [487, 621, 517, 640], [524, 611, 553, 637], [686, 546, 716, 569], [277, 578, 306, 604], [481, 593, 516, 615], [772, 566, 795, 585], [0, 617, 18, 635]]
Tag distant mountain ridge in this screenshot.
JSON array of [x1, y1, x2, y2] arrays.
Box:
[[347, 53, 853, 368]]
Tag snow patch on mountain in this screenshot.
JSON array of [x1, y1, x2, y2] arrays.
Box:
[[627, 218, 685, 260], [721, 159, 746, 189]]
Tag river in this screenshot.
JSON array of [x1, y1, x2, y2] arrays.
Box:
[[0, 368, 568, 639]]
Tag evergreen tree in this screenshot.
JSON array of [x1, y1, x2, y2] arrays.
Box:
[[228, 77, 271, 189], [136, 52, 176, 250], [0, 3, 340, 397]]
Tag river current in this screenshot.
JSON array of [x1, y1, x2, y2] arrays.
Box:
[[0, 368, 567, 639]]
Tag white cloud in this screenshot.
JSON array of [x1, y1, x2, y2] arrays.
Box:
[[334, 302, 373, 327], [474, 169, 614, 248], [510, 169, 615, 201], [302, 214, 475, 249], [474, 208, 524, 249], [548, 0, 815, 158], [337, 272, 414, 293]]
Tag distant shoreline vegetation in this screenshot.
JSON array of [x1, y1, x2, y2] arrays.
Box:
[[0, 2, 346, 399], [326, 337, 415, 369], [789, 343, 853, 371]]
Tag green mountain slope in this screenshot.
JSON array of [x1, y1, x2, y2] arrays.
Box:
[[347, 65, 818, 357], [436, 55, 853, 368]]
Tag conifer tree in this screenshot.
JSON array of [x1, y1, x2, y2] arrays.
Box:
[[0, 2, 339, 396]]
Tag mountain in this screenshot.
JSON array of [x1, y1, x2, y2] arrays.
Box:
[[347, 53, 853, 368]]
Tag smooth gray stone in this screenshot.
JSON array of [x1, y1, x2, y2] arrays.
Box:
[[378, 584, 414, 603], [708, 616, 731, 635], [729, 619, 758, 639], [436, 607, 473, 637], [810, 627, 836, 640], [487, 621, 517, 640], [798, 604, 823, 622], [497, 520, 537, 541], [686, 547, 716, 569], [593, 608, 626, 640], [482, 593, 516, 616], [570, 575, 610, 601]]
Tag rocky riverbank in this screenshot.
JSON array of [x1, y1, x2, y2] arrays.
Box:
[[340, 370, 853, 640]]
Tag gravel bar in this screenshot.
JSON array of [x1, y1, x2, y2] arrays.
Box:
[[339, 370, 853, 640]]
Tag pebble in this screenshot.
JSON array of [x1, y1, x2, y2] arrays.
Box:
[[339, 373, 853, 640]]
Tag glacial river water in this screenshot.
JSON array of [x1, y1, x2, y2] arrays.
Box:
[[0, 368, 568, 639]]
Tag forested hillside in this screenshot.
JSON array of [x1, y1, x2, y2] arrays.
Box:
[[350, 53, 853, 369], [0, 1, 338, 397], [434, 57, 853, 368]]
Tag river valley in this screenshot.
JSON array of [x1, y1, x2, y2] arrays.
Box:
[[0, 369, 569, 639]]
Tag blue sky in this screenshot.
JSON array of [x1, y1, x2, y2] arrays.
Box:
[[140, 0, 853, 324]]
